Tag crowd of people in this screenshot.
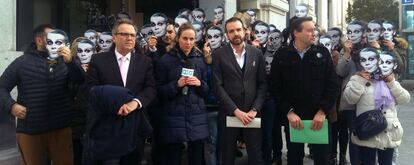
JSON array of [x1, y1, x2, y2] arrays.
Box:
[[0, 3, 412, 165]]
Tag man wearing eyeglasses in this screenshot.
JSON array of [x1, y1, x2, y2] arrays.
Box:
[[87, 18, 157, 165]]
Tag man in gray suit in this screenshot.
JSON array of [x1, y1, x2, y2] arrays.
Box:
[[212, 17, 267, 165]]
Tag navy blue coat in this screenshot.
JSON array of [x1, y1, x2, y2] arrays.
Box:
[[0, 46, 84, 134], [155, 46, 209, 143], [84, 85, 152, 161]]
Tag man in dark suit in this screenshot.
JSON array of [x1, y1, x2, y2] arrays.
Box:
[[87, 18, 156, 165], [212, 17, 267, 165], [270, 17, 339, 165]]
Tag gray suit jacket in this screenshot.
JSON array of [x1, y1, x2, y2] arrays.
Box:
[[212, 44, 267, 116]]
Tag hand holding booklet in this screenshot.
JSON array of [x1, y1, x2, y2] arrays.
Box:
[[289, 120, 328, 144], [226, 116, 261, 128]]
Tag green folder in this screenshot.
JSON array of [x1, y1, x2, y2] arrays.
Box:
[[289, 120, 329, 144]]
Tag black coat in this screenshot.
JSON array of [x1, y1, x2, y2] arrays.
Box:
[[212, 44, 267, 116], [84, 85, 152, 161], [0, 47, 84, 134], [87, 49, 157, 110], [270, 44, 340, 120], [155, 46, 209, 143]]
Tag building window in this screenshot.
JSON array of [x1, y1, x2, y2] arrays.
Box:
[[403, 5, 414, 30]]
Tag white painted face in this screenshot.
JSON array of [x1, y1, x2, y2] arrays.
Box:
[[267, 32, 282, 51], [269, 26, 276, 32], [207, 29, 223, 49], [140, 27, 153, 41], [379, 53, 397, 76], [265, 56, 274, 75], [347, 24, 363, 44], [46, 33, 66, 59], [295, 5, 308, 18], [150, 16, 167, 37], [367, 22, 382, 42], [327, 30, 341, 48], [193, 24, 203, 42], [319, 37, 332, 53], [77, 42, 94, 64], [214, 8, 224, 22], [254, 24, 269, 45], [382, 23, 394, 41], [175, 17, 189, 32], [98, 34, 112, 52], [180, 10, 193, 22], [314, 29, 320, 44], [84, 32, 97, 44], [360, 51, 379, 73], [192, 10, 205, 23], [246, 10, 256, 22]]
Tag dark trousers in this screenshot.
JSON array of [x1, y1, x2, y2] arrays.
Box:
[[285, 125, 330, 165], [261, 99, 283, 165], [73, 138, 83, 165], [89, 159, 120, 165], [330, 112, 348, 159], [164, 140, 205, 165], [219, 118, 263, 165], [119, 139, 144, 165], [342, 110, 361, 165], [359, 146, 394, 165]]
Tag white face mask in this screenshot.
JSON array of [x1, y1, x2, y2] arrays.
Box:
[[314, 29, 320, 44], [193, 24, 203, 42], [367, 23, 382, 42], [379, 53, 397, 76], [214, 8, 224, 22], [265, 56, 274, 75], [207, 29, 223, 49], [150, 16, 167, 38], [382, 23, 394, 41], [77, 42, 94, 64], [267, 32, 282, 51], [180, 10, 193, 22], [347, 24, 363, 44], [98, 34, 112, 52], [327, 30, 341, 48], [295, 5, 308, 18], [269, 26, 276, 32], [84, 32, 97, 44], [247, 10, 256, 22], [46, 33, 66, 59], [319, 37, 332, 53], [175, 17, 189, 32], [360, 51, 379, 73], [254, 25, 269, 45], [192, 10, 205, 23], [140, 27, 153, 41]]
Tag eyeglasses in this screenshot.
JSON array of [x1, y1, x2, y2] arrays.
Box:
[[116, 32, 136, 38]]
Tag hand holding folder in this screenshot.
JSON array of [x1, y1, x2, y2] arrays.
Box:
[[289, 120, 328, 144]]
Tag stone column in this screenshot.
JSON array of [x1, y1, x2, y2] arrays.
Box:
[[0, 0, 22, 164]]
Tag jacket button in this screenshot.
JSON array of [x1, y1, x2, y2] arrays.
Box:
[[383, 112, 386, 114], [384, 131, 387, 133]]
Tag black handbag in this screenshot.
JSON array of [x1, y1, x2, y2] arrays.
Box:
[[355, 110, 388, 140]]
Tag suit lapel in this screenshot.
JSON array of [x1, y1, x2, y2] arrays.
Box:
[[126, 52, 139, 88], [107, 51, 124, 86], [225, 45, 243, 78], [244, 45, 255, 77]]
